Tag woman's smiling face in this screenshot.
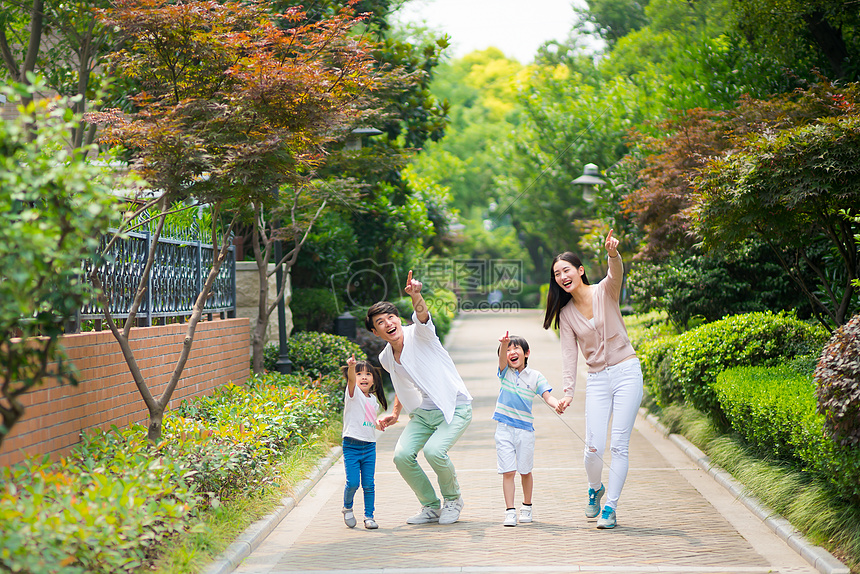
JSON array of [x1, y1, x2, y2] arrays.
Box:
[[553, 259, 585, 294]]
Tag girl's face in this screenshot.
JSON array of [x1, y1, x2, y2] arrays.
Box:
[[553, 259, 585, 294], [355, 367, 375, 396]]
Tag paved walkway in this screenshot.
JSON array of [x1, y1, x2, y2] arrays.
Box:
[[233, 309, 825, 574]]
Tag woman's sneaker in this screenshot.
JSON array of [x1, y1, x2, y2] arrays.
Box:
[[503, 509, 517, 527], [519, 505, 533, 523], [364, 518, 379, 529], [342, 507, 356, 528], [596, 505, 616, 529], [585, 484, 605, 518], [406, 505, 441, 524]]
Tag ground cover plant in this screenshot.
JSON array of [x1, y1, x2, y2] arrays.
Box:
[[0, 371, 337, 574]]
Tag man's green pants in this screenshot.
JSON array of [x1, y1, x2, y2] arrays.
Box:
[[392, 404, 472, 508]]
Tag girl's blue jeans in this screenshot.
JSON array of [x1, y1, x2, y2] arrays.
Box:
[[342, 437, 376, 519]]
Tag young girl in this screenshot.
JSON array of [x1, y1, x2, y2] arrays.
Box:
[[341, 354, 388, 529]]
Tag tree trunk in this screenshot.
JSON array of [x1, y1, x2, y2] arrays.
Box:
[[803, 10, 850, 79]]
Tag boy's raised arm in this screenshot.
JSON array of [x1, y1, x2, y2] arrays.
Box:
[[498, 331, 509, 371]]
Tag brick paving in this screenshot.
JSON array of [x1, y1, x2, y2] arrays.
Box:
[[234, 309, 818, 574]]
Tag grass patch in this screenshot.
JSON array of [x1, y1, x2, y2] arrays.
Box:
[[143, 419, 342, 574], [666, 405, 860, 573]]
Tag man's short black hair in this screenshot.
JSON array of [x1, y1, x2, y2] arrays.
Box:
[[365, 301, 399, 331]]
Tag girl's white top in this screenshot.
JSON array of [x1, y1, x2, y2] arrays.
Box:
[[342, 387, 380, 442]]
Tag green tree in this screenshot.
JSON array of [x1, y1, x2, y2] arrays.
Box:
[[0, 82, 118, 448], [0, 0, 117, 147], [694, 87, 860, 328], [733, 0, 860, 81], [91, 0, 379, 441]]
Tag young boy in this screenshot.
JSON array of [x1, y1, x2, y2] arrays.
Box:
[[370, 271, 473, 525], [494, 331, 559, 526]]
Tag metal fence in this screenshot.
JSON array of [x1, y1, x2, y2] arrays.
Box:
[[75, 217, 236, 331]]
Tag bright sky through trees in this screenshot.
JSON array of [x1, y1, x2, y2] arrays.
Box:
[[394, 0, 580, 63]]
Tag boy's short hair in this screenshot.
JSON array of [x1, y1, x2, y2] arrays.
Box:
[[365, 301, 399, 331], [501, 334, 530, 366]]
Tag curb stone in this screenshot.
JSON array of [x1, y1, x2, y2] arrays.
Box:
[[641, 409, 850, 574], [200, 446, 343, 574]]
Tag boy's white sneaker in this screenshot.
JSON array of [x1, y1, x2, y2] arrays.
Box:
[[406, 505, 441, 524], [519, 505, 533, 523], [438, 496, 464, 524], [503, 509, 517, 527]]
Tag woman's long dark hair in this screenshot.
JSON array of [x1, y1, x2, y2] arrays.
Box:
[[342, 360, 388, 411], [543, 252, 590, 330]]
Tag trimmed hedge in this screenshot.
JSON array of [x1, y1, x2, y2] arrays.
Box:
[[671, 311, 827, 418], [264, 331, 365, 378], [639, 335, 682, 408], [715, 366, 860, 504]]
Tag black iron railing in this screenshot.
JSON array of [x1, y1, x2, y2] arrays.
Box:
[[74, 220, 236, 331]]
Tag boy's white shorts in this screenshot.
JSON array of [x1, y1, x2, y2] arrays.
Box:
[[494, 421, 535, 474]]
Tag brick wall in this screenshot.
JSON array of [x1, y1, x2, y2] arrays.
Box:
[[0, 318, 250, 467]]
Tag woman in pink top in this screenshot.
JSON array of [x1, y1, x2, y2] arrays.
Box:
[[543, 230, 643, 530]]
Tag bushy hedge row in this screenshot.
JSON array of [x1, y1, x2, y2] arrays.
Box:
[[715, 366, 860, 504], [264, 331, 365, 378], [0, 373, 335, 574], [668, 312, 827, 417]]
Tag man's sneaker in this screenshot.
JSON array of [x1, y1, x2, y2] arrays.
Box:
[[364, 518, 379, 529], [503, 509, 517, 527], [406, 505, 441, 524], [585, 484, 605, 518], [342, 507, 356, 528], [519, 505, 533, 523], [438, 496, 464, 525], [596, 505, 616, 529]]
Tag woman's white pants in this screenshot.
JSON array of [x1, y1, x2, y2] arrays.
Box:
[[583, 358, 643, 510]]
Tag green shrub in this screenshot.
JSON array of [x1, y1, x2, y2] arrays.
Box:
[[290, 287, 343, 332], [627, 244, 812, 328], [0, 373, 335, 574], [266, 331, 364, 378], [671, 311, 827, 418], [0, 428, 204, 574], [815, 313, 860, 447], [715, 366, 860, 503], [639, 335, 682, 408]]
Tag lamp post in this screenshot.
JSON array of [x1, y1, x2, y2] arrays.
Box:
[[345, 127, 383, 151], [571, 163, 606, 202], [333, 127, 383, 341], [274, 196, 292, 375]]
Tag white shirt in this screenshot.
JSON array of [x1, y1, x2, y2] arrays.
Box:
[[378, 312, 472, 424], [342, 387, 379, 442]]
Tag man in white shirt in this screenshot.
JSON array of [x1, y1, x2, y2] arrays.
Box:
[[369, 271, 473, 525]]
